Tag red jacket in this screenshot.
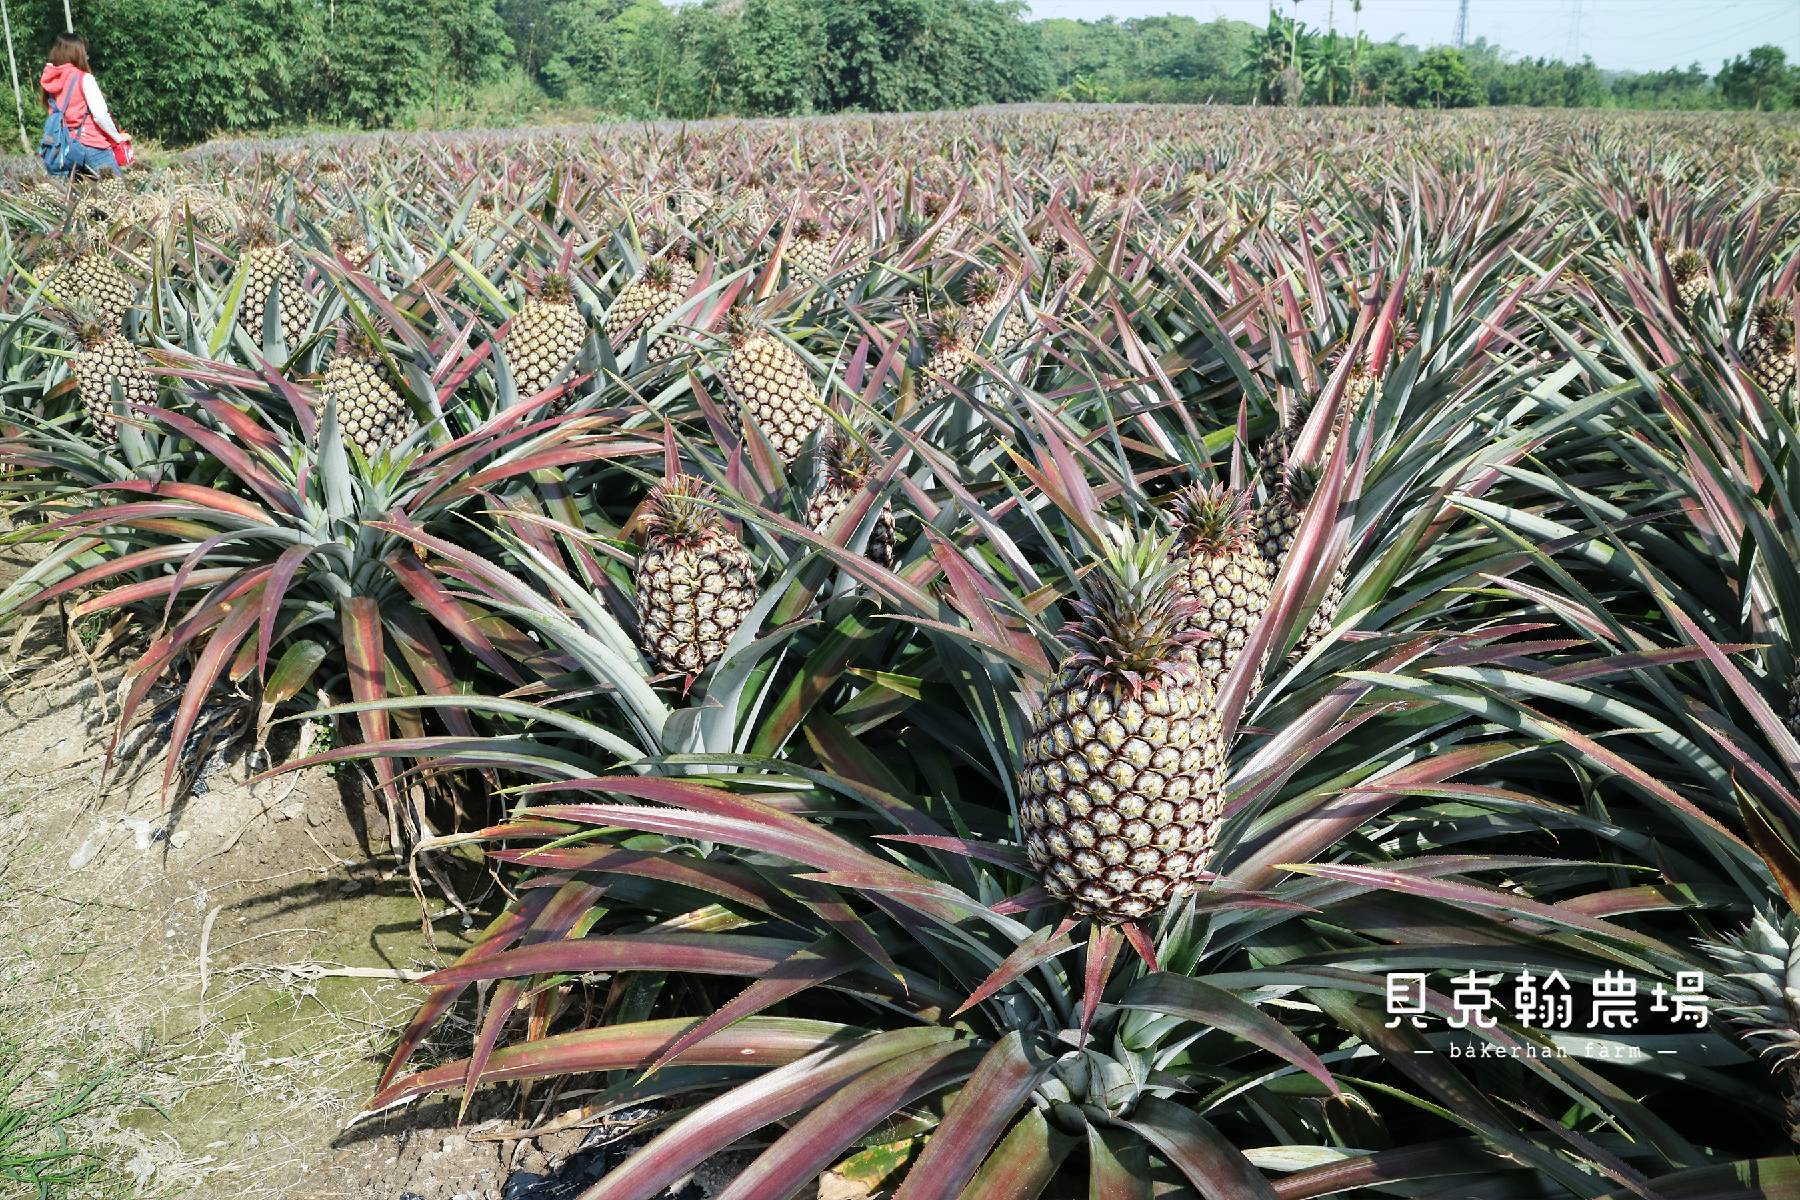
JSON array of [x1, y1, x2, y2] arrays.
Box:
[[40, 62, 116, 150]]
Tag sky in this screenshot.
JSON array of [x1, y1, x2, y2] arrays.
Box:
[[1024, 1, 1800, 74]]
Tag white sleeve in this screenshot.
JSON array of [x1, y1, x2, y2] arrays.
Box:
[[82, 74, 122, 141]]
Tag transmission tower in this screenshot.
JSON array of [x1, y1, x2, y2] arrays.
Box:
[[1566, 0, 1583, 58], [1454, 0, 1469, 48]]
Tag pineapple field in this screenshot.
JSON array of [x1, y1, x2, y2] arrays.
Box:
[[3, 103, 1800, 1198]]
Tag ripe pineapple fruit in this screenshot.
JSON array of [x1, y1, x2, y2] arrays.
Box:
[[68, 315, 156, 442], [1017, 532, 1228, 922], [1702, 908, 1800, 1142], [1669, 248, 1712, 310], [319, 326, 412, 460], [604, 256, 697, 363], [964, 270, 1033, 360], [718, 306, 823, 463], [807, 429, 897, 568], [633, 476, 758, 677], [785, 218, 835, 281], [506, 274, 586, 398], [1168, 484, 1274, 689], [1256, 463, 1346, 657], [46, 230, 136, 333], [1747, 297, 1796, 398], [238, 225, 311, 350]]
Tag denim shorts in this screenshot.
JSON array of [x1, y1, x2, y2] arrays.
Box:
[[46, 141, 120, 178]]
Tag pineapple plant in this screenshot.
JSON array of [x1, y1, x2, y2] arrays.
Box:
[[238, 224, 311, 350], [1702, 909, 1800, 1142], [672, 185, 713, 229], [806, 429, 897, 568], [319, 326, 413, 460], [1255, 463, 1345, 656], [1167, 483, 1274, 689], [1747, 297, 1796, 398], [633, 476, 758, 677], [717, 305, 823, 462], [1017, 530, 1229, 922], [506, 273, 586, 398], [67, 311, 157, 443], [603, 256, 697, 363], [1669, 247, 1712, 310], [46, 229, 136, 333]]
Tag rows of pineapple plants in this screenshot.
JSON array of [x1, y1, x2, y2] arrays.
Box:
[[2, 105, 1799, 1197]]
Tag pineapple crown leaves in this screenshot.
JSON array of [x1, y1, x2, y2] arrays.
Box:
[[1060, 528, 1207, 691], [722, 303, 764, 348], [962, 270, 1002, 307], [333, 320, 385, 361], [1282, 461, 1327, 507], [1754, 296, 1795, 348], [1701, 908, 1800, 1067], [1669, 247, 1708, 283], [45, 296, 114, 347], [529, 271, 576, 306], [1167, 482, 1253, 554], [927, 304, 969, 351], [819, 426, 877, 489], [640, 475, 730, 548], [792, 216, 824, 241], [643, 258, 679, 291]]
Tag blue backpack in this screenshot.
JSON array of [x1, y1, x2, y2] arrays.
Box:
[[39, 74, 85, 176]]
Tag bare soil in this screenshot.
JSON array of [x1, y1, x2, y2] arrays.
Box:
[[0, 543, 536, 1200]]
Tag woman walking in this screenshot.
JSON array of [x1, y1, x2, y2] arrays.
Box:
[[38, 33, 130, 178]]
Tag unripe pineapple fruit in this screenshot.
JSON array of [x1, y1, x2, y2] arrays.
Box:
[[718, 306, 823, 463], [1748, 297, 1796, 398], [47, 230, 136, 333], [785, 218, 835, 281], [604, 257, 697, 363], [633, 477, 758, 677], [330, 216, 372, 268], [1669, 248, 1712, 310], [1168, 483, 1274, 691], [964, 270, 1033, 359], [807, 430, 897, 568], [69, 318, 157, 443], [506, 273, 586, 398], [917, 306, 973, 402], [1018, 532, 1229, 923], [1255, 464, 1346, 657], [1702, 909, 1800, 1142], [320, 327, 412, 460], [1255, 395, 1341, 482], [238, 226, 311, 350]]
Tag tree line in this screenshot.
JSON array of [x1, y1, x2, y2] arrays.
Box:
[[1, 1, 1793, 147]]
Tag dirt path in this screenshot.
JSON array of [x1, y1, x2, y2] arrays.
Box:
[[0, 547, 521, 1199]]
